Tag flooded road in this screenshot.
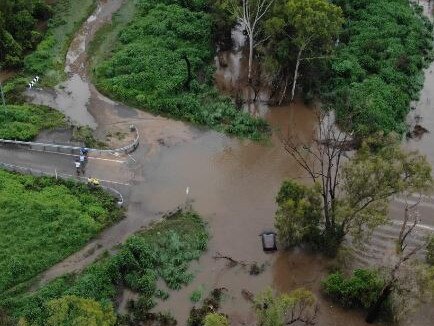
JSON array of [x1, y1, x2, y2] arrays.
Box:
[[15, 0, 434, 325]]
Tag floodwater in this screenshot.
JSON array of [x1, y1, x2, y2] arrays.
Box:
[[20, 0, 434, 325]]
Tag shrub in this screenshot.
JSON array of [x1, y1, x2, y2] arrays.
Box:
[[322, 269, 384, 309]]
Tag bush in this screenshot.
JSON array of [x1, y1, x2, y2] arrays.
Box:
[[45, 295, 116, 326], [322, 269, 384, 309], [204, 313, 229, 326]]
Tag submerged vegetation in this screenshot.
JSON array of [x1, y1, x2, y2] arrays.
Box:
[[0, 210, 208, 325], [0, 170, 123, 293], [0, 104, 65, 140], [93, 0, 268, 139]]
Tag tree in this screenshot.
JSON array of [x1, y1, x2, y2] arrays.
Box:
[[427, 236, 434, 265], [264, 0, 343, 102], [46, 295, 116, 326], [275, 180, 322, 248], [204, 313, 229, 326], [223, 0, 275, 83], [280, 112, 433, 254], [254, 288, 317, 326]]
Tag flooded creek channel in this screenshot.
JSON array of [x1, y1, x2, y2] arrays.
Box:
[[13, 0, 434, 324]]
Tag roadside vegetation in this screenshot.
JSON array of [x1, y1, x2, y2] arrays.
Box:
[[0, 170, 123, 293], [0, 210, 208, 325], [92, 0, 268, 139], [0, 104, 65, 140]]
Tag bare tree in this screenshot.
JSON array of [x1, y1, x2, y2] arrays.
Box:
[[226, 0, 274, 83], [281, 111, 351, 235], [397, 194, 422, 253]]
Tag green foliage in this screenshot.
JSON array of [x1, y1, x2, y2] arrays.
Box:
[[23, 0, 95, 85], [338, 133, 433, 240], [275, 180, 322, 248], [188, 289, 225, 326], [0, 104, 65, 140], [204, 313, 229, 326], [322, 269, 384, 309], [93, 1, 268, 139], [254, 288, 316, 326], [0, 211, 208, 325], [0, 170, 123, 293], [262, 0, 343, 98], [327, 0, 433, 136], [0, 0, 51, 69], [190, 286, 204, 303], [427, 236, 434, 266], [45, 295, 116, 326]]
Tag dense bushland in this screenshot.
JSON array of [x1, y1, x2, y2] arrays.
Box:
[[327, 0, 433, 136], [0, 210, 208, 325], [0, 104, 65, 140], [93, 0, 268, 139], [0, 0, 52, 69], [0, 170, 123, 293]]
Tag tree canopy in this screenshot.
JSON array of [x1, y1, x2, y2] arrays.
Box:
[[0, 0, 51, 68]]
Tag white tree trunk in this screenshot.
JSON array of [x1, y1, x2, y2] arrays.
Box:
[[291, 47, 303, 102], [248, 33, 254, 83]]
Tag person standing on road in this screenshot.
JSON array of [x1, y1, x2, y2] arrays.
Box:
[[79, 154, 86, 174], [74, 159, 81, 176]]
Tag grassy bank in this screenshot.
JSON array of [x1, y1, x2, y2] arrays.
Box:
[[23, 0, 96, 85], [0, 170, 124, 293], [91, 0, 268, 139], [0, 210, 208, 325], [0, 104, 65, 140], [327, 0, 433, 136]]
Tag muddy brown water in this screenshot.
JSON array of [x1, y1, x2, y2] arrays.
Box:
[[11, 0, 434, 324]]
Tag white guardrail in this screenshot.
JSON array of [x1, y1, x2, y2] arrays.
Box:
[[0, 125, 139, 156], [0, 161, 124, 207]]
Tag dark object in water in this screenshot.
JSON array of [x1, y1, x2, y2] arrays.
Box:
[[261, 231, 277, 251]]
